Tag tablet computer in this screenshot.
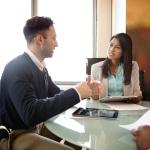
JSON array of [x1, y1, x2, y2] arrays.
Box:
[[72, 107, 118, 118], [99, 96, 138, 103]]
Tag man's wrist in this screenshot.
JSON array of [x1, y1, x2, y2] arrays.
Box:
[[74, 87, 82, 101]]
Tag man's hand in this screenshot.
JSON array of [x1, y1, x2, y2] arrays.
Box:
[[75, 82, 92, 99], [132, 125, 150, 150]]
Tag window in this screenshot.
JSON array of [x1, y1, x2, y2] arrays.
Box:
[[0, 0, 31, 76], [0, 0, 95, 84], [37, 0, 95, 83]]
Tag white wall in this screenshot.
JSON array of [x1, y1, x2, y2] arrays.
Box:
[[112, 0, 126, 35], [96, 0, 126, 57], [96, 0, 112, 57]]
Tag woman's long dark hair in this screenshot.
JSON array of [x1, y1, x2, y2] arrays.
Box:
[[102, 33, 133, 85]]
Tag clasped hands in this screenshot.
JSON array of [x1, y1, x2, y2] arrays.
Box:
[[86, 75, 102, 100]]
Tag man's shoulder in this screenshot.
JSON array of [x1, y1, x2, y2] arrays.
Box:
[[6, 53, 31, 68], [3, 53, 33, 76]]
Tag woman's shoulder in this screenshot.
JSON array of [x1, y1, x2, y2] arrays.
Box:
[[132, 61, 139, 70], [91, 61, 104, 78], [132, 61, 138, 65], [132, 61, 139, 67], [92, 60, 104, 68]]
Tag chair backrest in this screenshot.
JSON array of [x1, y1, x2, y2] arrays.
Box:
[[139, 70, 145, 99], [86, 58, 105, 75], [0, 126, 9, 140], [86, 58, 145, 99]]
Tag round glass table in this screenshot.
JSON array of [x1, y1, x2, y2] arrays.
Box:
[[45, 100, 150, 150]]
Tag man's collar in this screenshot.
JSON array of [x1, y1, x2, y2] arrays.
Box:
[[25, 49, 46, 71]]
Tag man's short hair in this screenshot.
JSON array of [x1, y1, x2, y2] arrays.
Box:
[[23, 16, 54, 43]]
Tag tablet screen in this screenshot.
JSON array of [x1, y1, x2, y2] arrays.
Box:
[[72, 108, 118, 118]]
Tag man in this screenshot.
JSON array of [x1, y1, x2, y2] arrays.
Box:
[[0, 16, 98, 150], [132, 125, 150, 150]]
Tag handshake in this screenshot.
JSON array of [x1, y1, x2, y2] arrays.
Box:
[[75, 75, 102, 100]]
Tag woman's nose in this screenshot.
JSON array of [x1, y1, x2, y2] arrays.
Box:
[[109, 46, 114, 52]]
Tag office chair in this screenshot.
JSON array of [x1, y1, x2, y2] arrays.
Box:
[[86, 58, 145, 99], [0, 126, 9, 149], [139, 70, 145, 99], [86, 58, 105, 75]]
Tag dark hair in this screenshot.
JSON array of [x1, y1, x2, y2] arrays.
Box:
[[23, 16, 54, 43], [102, 33, 133, 85]]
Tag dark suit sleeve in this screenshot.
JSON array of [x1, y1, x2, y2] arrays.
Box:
[[47, 75, 61, 97], [9, 77, 80, 127], [23, 88, 80, 127]]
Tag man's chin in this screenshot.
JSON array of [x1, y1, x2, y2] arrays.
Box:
[[45, 53, 54, 58]]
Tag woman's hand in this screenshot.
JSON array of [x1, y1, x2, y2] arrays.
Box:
[[126, 96, 142, 104]]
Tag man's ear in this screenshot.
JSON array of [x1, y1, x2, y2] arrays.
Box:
[[35, 34, 43, 46]]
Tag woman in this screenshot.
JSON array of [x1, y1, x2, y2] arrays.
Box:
[[91, 33, 142, 102]]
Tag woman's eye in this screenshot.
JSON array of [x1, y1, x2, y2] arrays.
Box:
[[115, 46, 120, 49]]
